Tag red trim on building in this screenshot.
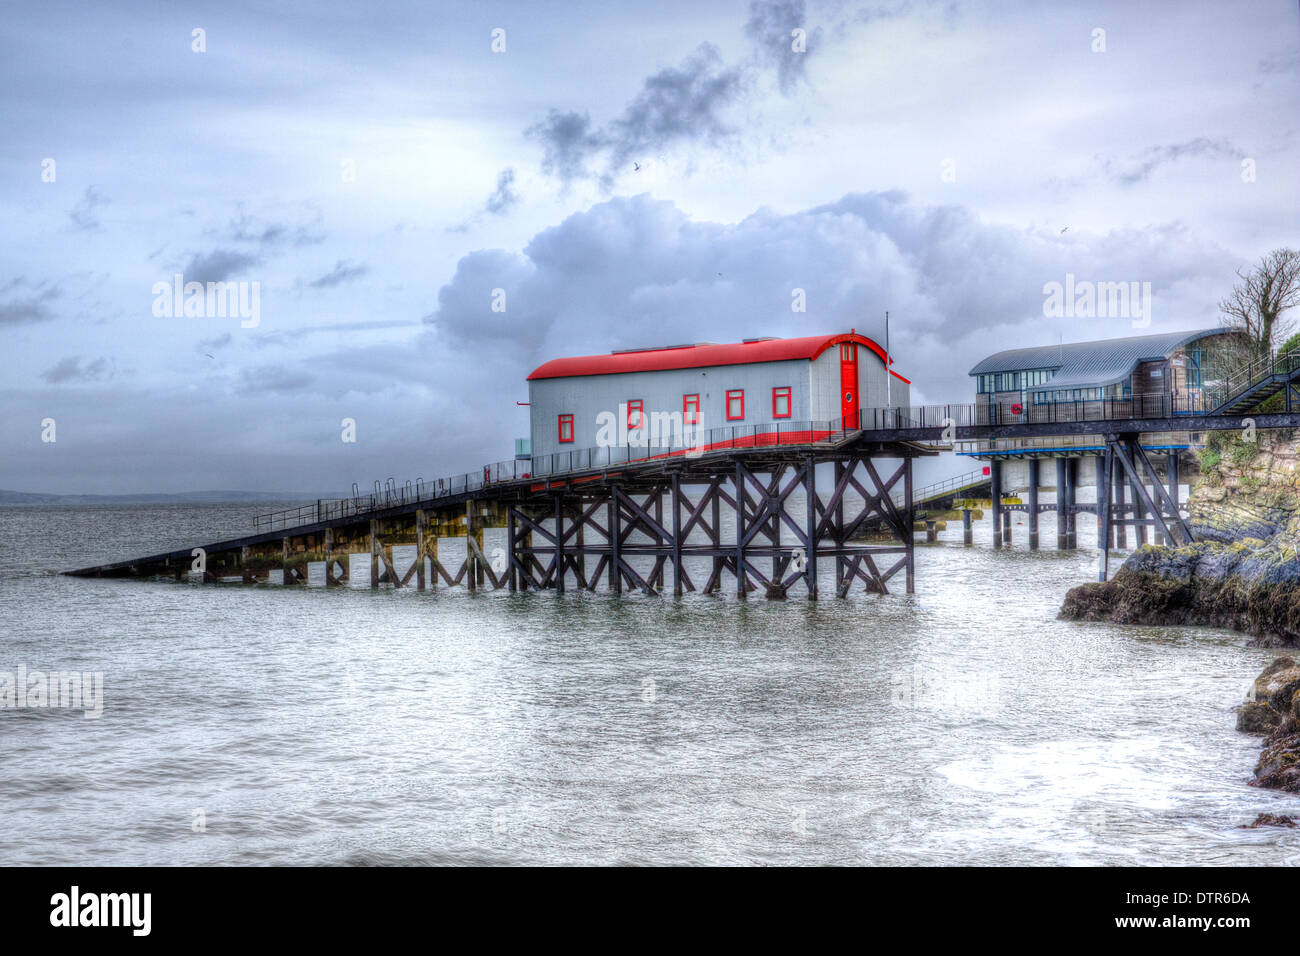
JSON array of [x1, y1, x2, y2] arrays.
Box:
[[626, 399, 644, 429], [772, 386, 792, 418], [557, 414, 574, 443], [526, 332, 910, 384]]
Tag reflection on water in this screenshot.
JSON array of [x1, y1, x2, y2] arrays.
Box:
[[1, 502, 1297, 865]]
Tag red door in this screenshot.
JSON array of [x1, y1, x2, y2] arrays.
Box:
[[839, 343, 859, 428]]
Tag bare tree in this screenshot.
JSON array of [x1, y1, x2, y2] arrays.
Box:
[[1219, 248, 1300, 359]]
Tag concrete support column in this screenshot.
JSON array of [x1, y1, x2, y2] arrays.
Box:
[[991, 460, 1003, 549], [1094, 457, 1106, 539], [1028, 459, 1040, 550], [1065, 457, 1078, 550], [1055, 458, 1068, 550], [962, 509, 973, 546]]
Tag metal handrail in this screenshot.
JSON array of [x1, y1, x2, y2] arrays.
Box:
[[1204, 345, 1300, 411], [251, 388, 1296, 535]]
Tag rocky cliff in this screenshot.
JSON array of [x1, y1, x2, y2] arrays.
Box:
[[1059, 428, 1300, 648]]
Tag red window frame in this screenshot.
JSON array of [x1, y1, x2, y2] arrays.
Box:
[[840, 343, 856, 362], [772, 386, 792, 418], [626, 399, 644, 429], [725, 389, 745, 421], [557, 414, 574, 443], [682, 393, 700, 425]]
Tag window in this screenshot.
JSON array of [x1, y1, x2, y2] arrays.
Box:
[[682, 394, 700, 425], [840, 344, 856, 362], [557, 414, 574, 443], [772, 386, 792, 418], [626, 399, 644, 429], [725, 389, 745, 421]]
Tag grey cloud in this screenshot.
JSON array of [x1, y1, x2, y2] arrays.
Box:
[[42, 356, 111, 384], [425, 190, 1234, 403], [239, 365, 317, 394], [745, 0, 821, 94], [0, 282, 61, 325], [485, 168, 519, 215], [1103, 138, 1244, 185], [528, 110, 605, 185], [1258, 51, 1299, 74], [198, 333, 233, 352], [528, 43, 747, 189], [183, 249, 262, 284], [255, 319, 420, 348], [308, 260, 369, 289], [68, 186, 108, 231], [228, 210, 326, 247]]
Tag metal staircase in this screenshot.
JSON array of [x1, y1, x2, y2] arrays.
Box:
[[1207, 346, 1300, 415]]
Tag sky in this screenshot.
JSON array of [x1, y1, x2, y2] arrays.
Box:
[[2, 0, 1298, 494]]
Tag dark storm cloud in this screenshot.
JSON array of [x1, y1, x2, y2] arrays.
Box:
[[182, 249, 262, 284], [525, 0, 833, 188], [744, 0, 820, 94], [527, 43, 747, 188], [42, 356, 111, 384], [307, 260, 369, 289], [0, 281, 61, 325], [197, 333, 233, 353], [238, 365, 317, 394], [227, 210, 326, 248], [1258, 51, 1299, 74], [528, 110, 603, 184], [1102, 138, 1245, 185], [485, 168, 519, 215], [68, 186, 108, 231]]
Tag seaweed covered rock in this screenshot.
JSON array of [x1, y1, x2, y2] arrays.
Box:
[[1059, 543, 1300, 646], [1236, 700, 1284, 734], [1248, 657, 1300, 711], [1238, 657, 1300, 793]]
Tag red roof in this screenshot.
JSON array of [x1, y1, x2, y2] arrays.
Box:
[[527, 332, 910, 383]]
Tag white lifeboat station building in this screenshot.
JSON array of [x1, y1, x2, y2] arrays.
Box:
[[525, 331, 909, 460]]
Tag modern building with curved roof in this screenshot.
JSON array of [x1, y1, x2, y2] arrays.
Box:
[[969, 327, 1235, 413]]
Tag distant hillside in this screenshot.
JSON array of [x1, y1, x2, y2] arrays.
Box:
[[0, 489, 341, 506]]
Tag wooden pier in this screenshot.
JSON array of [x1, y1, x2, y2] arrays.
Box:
[[68, 434, 932, 600], [66, 355, 1300, 595]]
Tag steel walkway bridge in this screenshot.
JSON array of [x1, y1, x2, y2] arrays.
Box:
[[67, 350, 1300, 596]]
